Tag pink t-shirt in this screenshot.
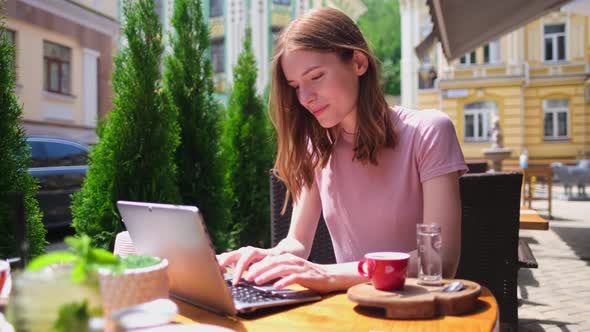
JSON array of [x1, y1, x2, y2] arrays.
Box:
[[314, 106, 468, 263]]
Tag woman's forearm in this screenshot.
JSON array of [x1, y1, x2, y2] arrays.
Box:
[[422, 172, 462, 279], [323, 262, 369, 292], [272, 245, 422, 292], [271, 237, 310, 259], [406, 249, 419, 278]]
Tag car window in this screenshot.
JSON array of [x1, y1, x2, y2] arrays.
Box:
[[28, 141, 47, 167], [45, 142, 88, 166]]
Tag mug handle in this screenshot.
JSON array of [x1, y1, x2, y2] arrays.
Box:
[[357, 259, 375, 278]]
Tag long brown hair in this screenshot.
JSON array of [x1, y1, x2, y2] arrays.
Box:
[[269, 7, 396, 208]]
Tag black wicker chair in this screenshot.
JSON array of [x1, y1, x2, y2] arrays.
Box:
[[1, 192, 28, 269], [466, 160, 489, 174], [269, 170, 523, 329], [270, 171, 335, 264], [456, 172, 522, 330]]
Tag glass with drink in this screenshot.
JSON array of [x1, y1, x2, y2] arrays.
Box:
[[416, 223, 442, 285]]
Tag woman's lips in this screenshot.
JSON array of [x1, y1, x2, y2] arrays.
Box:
[[311, 105, 328, 116]]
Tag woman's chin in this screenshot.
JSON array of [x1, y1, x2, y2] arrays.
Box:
[[316, 119, 338, 129]]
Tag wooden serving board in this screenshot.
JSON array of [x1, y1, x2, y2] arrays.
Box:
[[347, 278, 481, 319]]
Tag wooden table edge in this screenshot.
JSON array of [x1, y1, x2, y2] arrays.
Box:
[[173, 285, 499, 332]]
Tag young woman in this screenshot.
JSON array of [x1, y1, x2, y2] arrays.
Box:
[[217, 7, 467, 293]]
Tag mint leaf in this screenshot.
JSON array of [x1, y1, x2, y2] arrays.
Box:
[[89, 248, 120, 265], [64, 237, 82, 252], [54, 300, 90, 332], [71, 260, 87, 283]]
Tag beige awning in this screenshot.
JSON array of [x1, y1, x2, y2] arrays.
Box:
[[417, 0, 574, 61]]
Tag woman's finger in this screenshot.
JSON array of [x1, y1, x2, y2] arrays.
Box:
[[232, 247, 263, 285], [253, 264, 305, 286], [273, 273, 301, 289], [216, 251, 239, 268], [245, 255, 280, 281], [246, 254, 299, 282], [218, 264, 227, 274]]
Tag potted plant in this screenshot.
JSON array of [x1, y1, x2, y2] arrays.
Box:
[[6, 235, 168, 331], [98, 254, 169, 317]]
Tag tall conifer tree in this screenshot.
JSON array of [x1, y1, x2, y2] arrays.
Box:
[[164, 0, 227, 249], [0, 22, 46, 258], [221, 30, 274, 248], [72, 0, 180, 249]]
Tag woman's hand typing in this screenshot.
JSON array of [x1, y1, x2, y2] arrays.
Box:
[[244, 253, 338, 293], [217, 246, 279, 286]]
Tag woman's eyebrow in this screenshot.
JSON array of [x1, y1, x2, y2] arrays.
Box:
[[287, 65, 322, 83]]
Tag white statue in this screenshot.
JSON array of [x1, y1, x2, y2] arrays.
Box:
[[490, 114, 503, 149]]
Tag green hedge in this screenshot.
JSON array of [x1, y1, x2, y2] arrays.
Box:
[[221, 30, 275, 249], [164, 0, 228, 250], [0, 21, 46, 258], [71, 0, 180, 249]]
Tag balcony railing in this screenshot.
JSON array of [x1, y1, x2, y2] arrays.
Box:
[[441, 61, 588, 81]]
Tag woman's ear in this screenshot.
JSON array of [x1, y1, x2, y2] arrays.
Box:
[[352, 50, 369, 76]]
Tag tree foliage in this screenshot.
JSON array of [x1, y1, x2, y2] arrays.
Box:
[[358, 0, 401, 96], [164, 0, 227, 249], [221, 31, 274, 249], [0, 22, 47, 258], [72, 0, 180, 249]]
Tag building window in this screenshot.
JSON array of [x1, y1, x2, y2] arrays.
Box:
[[2, 28, 15, 46], [1, 29, 16, 67], [271, 27, 282, 48], [464, 101, 496, 142], [544, 24, 566, 62], [273, 0, 291, 5], [211, 38, 224, 73], [483, 39, 501, 64], [543, 99, 568, 140], [460, 51, 476, 65], [210, 0, 223, 17], [43, 41, 71, 95]]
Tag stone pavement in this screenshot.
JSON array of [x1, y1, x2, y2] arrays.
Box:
[[518, 184, 590, 332]]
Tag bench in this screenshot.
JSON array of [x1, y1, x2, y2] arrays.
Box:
[[520, 207, 549, 230], [518, 239, 538, 269], [521, 167, 553, 219]]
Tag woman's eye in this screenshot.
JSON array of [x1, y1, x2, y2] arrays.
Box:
[[311, 74, 323, 80]]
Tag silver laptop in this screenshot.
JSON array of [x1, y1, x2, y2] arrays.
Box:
[[116, 200, 321, 316]]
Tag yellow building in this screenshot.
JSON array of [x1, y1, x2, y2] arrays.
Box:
[[415, 10, 590, 166], [5, 0, 119, 144], [205, 0, 365, 99]]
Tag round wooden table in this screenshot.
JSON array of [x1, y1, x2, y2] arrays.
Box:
[[174, 286, 498, 331]]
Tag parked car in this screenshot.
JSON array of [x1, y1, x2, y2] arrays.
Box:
[[26, 136, 89, 229]]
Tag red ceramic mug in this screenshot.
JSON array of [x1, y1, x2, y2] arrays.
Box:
[[358, 252, 410, 291]]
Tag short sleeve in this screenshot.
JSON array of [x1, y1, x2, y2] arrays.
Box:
[[415, 110, 468, 182]]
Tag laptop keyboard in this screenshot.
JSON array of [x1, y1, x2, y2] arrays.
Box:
[[224, 277, 283, 304], [229, 282, 282, 304]]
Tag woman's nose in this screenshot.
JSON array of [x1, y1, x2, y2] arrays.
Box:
[[298, 86, 316, 106]]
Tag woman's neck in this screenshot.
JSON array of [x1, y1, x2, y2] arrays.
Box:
[[341, 127, 356, 135], [339, 108, 358, 143], [340, 126, 356, 144]]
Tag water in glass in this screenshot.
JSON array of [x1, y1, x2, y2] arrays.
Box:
[[417, 224, 442, 285]]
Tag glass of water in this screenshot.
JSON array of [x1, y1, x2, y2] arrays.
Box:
[[416, 223, 442, 285]]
